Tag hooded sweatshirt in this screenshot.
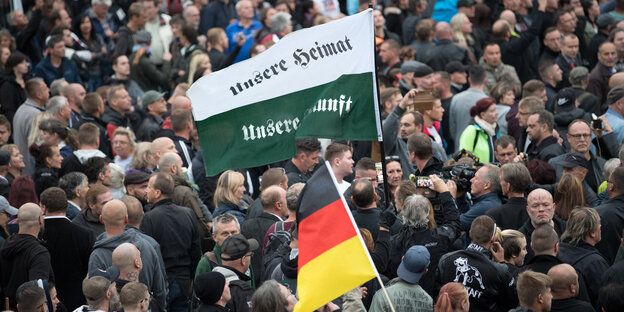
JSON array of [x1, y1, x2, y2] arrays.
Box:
[[0, 234, 53, 310], [88, 227, 168, 312]]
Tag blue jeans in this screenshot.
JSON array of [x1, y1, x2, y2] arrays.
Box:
[[167, 280, 190, 312]]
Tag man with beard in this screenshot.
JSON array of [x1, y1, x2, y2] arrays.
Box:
[[548, 120, 605, 192], [79, 266, 123, 312], [124, 171, 150, 208]]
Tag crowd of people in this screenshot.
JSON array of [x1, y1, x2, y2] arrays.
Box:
[[2, 0, 624, 311]]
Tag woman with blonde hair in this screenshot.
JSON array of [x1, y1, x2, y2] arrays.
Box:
[[187, 53, 211, 84], [212, 170, 249, 223], [450, 13, 478, 63], [131, 142, 156, 172], [27, 112, 54, 148], [500, 229, 528, 275], [554, 173, 585, 220], [435, 282, 469, 312]]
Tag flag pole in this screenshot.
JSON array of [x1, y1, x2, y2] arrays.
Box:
[[375, 273, 396, 312], [368, 3, 392, 209]]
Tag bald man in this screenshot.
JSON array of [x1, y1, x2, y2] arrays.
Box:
[[0, 203, 53, 310], [425, 22, 471, 71], [121, 195, 144, 228], [89, 200, 168, 312], [160, 151, 214, 252], [241, 185, 287, 285], [151, 137, 176, 166], [548, 264, 595, 311], [171, 96, 192, 111], [112, 243, 143, 293], [519, 189, 567, 264], [609, 72, 624, 89], [65, 83, 86, 127]]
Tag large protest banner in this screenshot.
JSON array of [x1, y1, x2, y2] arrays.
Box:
[[187, 9, 380, 176]]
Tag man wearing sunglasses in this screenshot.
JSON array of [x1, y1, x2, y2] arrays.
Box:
[[212, 234, 258, 312]]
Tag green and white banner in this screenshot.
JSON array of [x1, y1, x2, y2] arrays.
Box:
[[187, 9, 380, 176]]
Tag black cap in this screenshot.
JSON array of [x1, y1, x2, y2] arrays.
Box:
[[557, 152, 590, 170], [457, 0, 476, 8], [220, 234, 259, 261], [554, 88, 576, 113], [0, 150, 10, 166], [194, 272, 226, 305], [445, 61, 466, 74], [413, 65, 433, 78]]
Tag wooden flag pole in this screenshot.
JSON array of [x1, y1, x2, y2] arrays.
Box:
[[375, 274, 397, 312]]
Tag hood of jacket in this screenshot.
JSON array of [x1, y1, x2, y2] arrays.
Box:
[[0, 234, 43, 259], [102, 107, 129, 127], [93, 227, 143, 249], [553, 107, 589, 126], [74, 149, 107, 163], [213, 265, 241, 282]]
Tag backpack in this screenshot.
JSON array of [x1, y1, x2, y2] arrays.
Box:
[[261, 221, 291, 281]]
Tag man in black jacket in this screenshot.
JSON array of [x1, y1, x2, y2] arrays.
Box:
[[241, 186, 286, 286], [141, 172, 201, 312], [519, 189, 566, 264], [486, 162, 531, 230], [558, 207, 609, 307], [547, 264, 595, 312], [0, 203, 53, 310], [492, 0, 548, 83], [41, 187, 94, 311], [436, 215, 517, 311], [424, 22, 471, 71], [389, 175, 460, 297], [194, 272, 231, 312], [526, 110, 566, 162], [212, 234, 257, 312], [595, 167, 624, 264], [74, 93, 112, 158], [137, 91, 166, 142]]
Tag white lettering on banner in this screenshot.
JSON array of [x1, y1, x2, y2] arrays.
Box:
[[307, 94, 353, 117], [242, 118, 301, 141], [241, 94, 354, 141]]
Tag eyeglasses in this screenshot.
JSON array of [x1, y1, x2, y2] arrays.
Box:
[[385, 155, 400, 161], [141, 297, 153, 303], [568, 133, 591, 139]]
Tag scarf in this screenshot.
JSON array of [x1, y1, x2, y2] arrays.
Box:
[[474, 116, 496, 136]]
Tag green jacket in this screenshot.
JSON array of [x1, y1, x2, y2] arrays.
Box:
[[369, 278, 433, 312], [194, 244, 255, 288], [458, 123, 499, 163]]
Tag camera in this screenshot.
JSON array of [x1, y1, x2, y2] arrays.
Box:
[[440, 165, 477, 193]]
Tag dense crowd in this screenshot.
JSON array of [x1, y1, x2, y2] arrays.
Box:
[[2, 0, 624, 311]]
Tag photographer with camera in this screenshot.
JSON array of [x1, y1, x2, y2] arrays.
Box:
[[386, 175, 460, 298], [452, 164, 502, 232]]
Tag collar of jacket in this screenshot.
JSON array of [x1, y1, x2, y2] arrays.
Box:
[[467, 242, 492, 258], [151, 198, 174, 209], [473, 192, 499, 204]]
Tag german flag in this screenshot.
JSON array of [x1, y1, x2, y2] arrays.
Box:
[[295, 162, 377, 311]]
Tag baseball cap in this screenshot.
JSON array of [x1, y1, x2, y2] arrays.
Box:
[[596, 14, 617, 29], [445, 61, 466, 74], [220, 234, 259, 261], [124, 170, 151, 186], [0, 196, 18, 216], [569, 66, 589, 85], [397, 245, 430, 284], [457, 0, 476, 8], [0, 150, 10, 166], [134, 30, 152, 44], [142, 90, 166, 111], [554, 88, 576, 113], [194, 272, 226, 305], [557, 152, 590, 170]]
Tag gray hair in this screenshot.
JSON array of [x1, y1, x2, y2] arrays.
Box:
[[286, 183, 305, 212], [182, 5, 198, 17], [92, 0, 112, 6], [58, 172, 88, 200], [607, 86, 624, 106], [604, 158, 621, 181], [50, 78, 67, 96], [401, 194, 430, 228], [250, 280, 289, 312], [270, 12, 292, 33], [235, 0, 252, 11], [212, 213, 240, 234], [482, 164, 502, 194], [46, 96, 68, 116]]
